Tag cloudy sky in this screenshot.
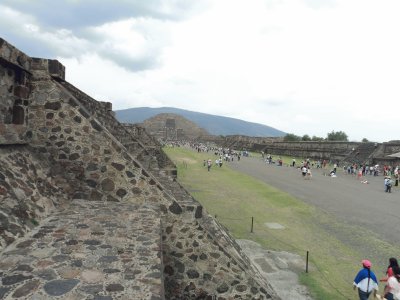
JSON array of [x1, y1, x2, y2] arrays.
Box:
[[1, 0, 399, 142]]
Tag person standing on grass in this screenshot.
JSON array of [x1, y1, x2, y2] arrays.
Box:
[[353, 259, 379, 300]]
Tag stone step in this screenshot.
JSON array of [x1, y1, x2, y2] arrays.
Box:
[[0, 200, 164, 300]]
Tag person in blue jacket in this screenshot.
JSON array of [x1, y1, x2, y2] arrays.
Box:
[[353, 259, 379, 299]]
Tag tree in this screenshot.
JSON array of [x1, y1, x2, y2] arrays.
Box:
[[311, 135, 324, 141], [283, 133, 301, 141], [362, 138, 369, 142], [302, 134, 311, 141], [326, 130, 348, 141]]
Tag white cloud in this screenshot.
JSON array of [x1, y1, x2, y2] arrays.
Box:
[[2, 0, 400, 142]]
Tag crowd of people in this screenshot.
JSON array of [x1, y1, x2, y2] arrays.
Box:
[[260, 152, 399, 193], [354, 258, 400, 300]]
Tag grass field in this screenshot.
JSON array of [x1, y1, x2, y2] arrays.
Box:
[[163, 146, 389, 300]]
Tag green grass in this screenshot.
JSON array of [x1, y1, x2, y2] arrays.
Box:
[[163, 146, 392, 300]]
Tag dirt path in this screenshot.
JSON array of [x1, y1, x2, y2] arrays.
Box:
[[230, 156, 399, 244]]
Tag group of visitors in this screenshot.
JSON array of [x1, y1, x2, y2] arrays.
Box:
[[203, 148, 242, 171], [344, 164, 380, 177], [354, 258, 400, 300], [286, 156, 398, 192]]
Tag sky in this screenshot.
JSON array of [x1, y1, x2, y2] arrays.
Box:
[[1, 0, 399, 142]]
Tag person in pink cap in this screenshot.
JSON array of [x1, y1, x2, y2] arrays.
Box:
[[353, 259, 379, 299]]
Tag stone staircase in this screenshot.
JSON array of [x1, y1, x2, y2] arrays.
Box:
[[342, 142, 377, 165]]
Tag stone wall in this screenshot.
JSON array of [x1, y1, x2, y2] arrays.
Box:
[[0, 145, 70, 250], [259, 141, 359, 162], [0, 38, 32, 144], [0, 38, 279, 299]]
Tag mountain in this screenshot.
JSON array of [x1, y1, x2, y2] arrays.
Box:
[[115, 107, 286, 137]]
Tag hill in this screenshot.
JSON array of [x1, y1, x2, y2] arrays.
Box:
[[115, 107, 286, 137]]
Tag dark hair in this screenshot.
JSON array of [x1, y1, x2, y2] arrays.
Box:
[[389, 257, 399, 269], [392, 266, 400, 282]]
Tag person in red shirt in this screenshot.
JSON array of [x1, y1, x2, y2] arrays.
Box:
[[381, 258, 399, 282]]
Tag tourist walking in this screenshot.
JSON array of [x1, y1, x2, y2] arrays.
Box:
[[385, 176, 393, 193], [353, 259, 379, 299], [382, 266, 400, 300], [207, 159, 212, 171], [381, 258, 399, 283]]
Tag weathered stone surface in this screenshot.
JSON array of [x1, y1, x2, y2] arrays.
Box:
[[35, 269, 58, 281], [164, 266, 174, 276], [78, 284, 103, 295], [217, 282, 229, 293], [169, 201, 182, 215], [12, 279, 40, 298], [90, 120, 103, 131], [2, 274, 33, 285], [175, 261, 185, 273], [58, 268, 80, 279], [81, 270, 104, 283], [103, 268, 121, 274], [101, 178, 115, 192], [90, 190, 103, 201], [98, 256, 118, 263], [235, 284, 248, 292], [116, 188, 127, 198], [105, 283, 124, 292], [93, 296, 112, 300], [83, 240, 101, 246], [0, 287, 11, 299], [44, 101, 61, 110], [187, 269, 200, 279], [16, 239, 34, 248], [125, 171, 134, 178], [44, 279, 79, 296], [52, 254, 70, 262], [111, 162, 125, 171], [132, 187, 141, 195], [14, 264, 33, 272], [71, 260, 83, 268], [195, 205, 203, 218]]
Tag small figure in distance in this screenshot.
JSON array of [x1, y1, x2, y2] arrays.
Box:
[[385, 176, 393, 193], [305, 168, 312, 180]]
